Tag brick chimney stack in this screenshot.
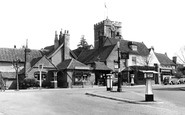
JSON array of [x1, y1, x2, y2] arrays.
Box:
[[59, 29, 63, 45], [172, 56, 177, 64], [54, 31, 59, 49], [63, 30, 70, 60]]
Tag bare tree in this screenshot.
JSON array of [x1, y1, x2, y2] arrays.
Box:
[[137, 54, 154, 67], [176, 46, 185, 64]]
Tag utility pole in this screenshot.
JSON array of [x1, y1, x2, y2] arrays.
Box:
[[13, 58, 20, 91]]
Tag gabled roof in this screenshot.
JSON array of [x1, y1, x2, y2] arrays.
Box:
[[155, 53, 175, 66], [42, 45, 55, 56], [77, 45, 116, 64], [72, 48, 84, 58], [0, 48, 42, 62], [20, 55, 57, 74], [30, 55, 57, 69], [43, 44, 77, 59], [47, 44, 64, 59], [57, 58, 90, 70], [93, 61, 112, 71], [105, 38, 149, 56]]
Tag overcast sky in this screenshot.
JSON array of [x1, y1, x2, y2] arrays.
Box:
[[0, 0, 185, 58]]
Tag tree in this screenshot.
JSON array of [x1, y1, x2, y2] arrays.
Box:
[[77, 35, 89, 49], [176, 46, 185, 65], [137, 53, 154, 68]]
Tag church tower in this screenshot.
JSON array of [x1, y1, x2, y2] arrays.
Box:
[[94, 18, 122, 49]]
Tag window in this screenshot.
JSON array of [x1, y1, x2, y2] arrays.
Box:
[[132, 57, 137, 65], [131, 45, 137, 51], [34, 72, 46, 81]]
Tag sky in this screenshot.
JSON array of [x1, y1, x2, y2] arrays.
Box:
[[0, 0, 185, 59]]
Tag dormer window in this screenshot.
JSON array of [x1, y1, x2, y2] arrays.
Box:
[[131, 45, 137, 51], [128, 41, 138, 51]]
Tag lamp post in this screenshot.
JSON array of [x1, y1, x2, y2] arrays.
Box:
[[13, 58, 20, 91], [117, 40, 122, 92]]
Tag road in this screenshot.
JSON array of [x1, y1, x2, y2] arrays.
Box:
[[153, 85, 185, 108], [125, 84, 185, 107], [0, 85, 184, 115]]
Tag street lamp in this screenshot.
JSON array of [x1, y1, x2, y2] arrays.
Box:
[[117, 39, 122, 92], [13, 58, 20, 91]]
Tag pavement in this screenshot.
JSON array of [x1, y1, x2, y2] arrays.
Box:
[[85, 85, 163, 104]]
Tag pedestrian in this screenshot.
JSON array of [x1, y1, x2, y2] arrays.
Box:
[[0, 72, 5, 92]]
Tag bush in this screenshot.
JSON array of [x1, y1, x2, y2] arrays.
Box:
[[20, 78, 39, 89], [42, 80, 51, 88]]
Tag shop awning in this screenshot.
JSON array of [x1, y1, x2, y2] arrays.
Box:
[[139, 70, 158, 74]]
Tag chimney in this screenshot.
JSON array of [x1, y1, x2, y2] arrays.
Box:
[[172, 56, 177, 64], [151, 46, 154, 51], [165, 52, 167, 56], [54, 31, 59, 49], [59, 28, 63, 45], [63, 30, 70, 60]]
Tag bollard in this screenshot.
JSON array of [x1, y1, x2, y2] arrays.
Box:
[[106, 74, 113, 91], [130, 74, 135, 86]]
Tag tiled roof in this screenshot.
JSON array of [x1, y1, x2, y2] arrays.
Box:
[[155, 53, 175, 66], [1, 72, 16, 79], [57, 58, 90, 70], [42, 45, 55, 56], [77, 45, 116, 64], [43, 45, 77, 59], [0, 48, 42, 62], [93, 62, 112, 71], [72, 48, 83, 58], [106, 38, 149, 56], [30, 57, 42, 68]]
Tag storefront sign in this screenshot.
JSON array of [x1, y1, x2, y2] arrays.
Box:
[[121, 52, 129, 59]]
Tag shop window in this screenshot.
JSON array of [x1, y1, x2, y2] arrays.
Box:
[[74, 71, 90, 82]]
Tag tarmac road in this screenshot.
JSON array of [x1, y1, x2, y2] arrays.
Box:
[[0, 85, 184, 115]]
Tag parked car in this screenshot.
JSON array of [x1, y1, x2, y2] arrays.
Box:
[[169, 78, 180, 85], [178, 78, 185, 84], [163, 77, 170, 85]]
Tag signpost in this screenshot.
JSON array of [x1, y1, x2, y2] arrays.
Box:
[[13, 58, 20, 91], [38, 64, 43, 89]]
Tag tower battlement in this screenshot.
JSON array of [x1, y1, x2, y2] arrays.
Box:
[[94, 19, 122, 29], [94, 19, 122, 49]]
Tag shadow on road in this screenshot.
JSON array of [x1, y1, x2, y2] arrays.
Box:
[[153, 87, 185, 91]]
